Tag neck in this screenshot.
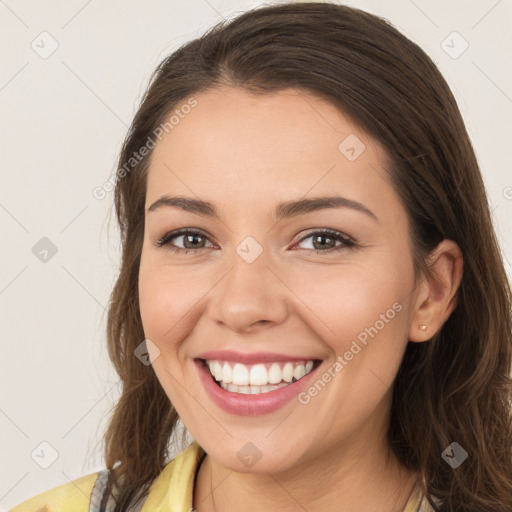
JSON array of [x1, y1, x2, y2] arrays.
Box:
[[193, 432, 418, 512]]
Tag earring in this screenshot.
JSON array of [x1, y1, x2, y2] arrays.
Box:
[[419, 325, 427, 331]]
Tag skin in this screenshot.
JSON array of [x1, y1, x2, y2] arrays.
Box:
[[138, 86, 463, 512]]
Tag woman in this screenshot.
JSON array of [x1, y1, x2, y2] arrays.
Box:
[[10, 2, 512, 511]]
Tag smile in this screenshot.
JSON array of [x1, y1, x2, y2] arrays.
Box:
[[205, 359, 315, 394], [195, 353, 322, 416]]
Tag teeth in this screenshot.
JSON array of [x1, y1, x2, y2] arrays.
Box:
[[206, 358, 316, 392], [268, 363, 282, 384], [282, 362, 294, 382], [249, 364, 268, 386], [232, 363, 249, 386], [213, 361, 223, 381], [293, 363, 305, 381], [220, 381, 289, 394], [222, 362, 232, 384]]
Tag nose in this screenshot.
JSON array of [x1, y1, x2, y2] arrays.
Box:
[[207, 245, 289, 334]]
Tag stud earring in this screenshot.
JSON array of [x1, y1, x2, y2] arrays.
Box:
[[419, 325, 427, 331]]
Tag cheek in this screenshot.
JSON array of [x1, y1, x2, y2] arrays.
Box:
[[292, 269, 410, 417], [138, 263, 168, 337], [287, 264, 412, 411], [138, 260, 198, 409], [287, 262, 408, 345], [138, 258, 196, 352]]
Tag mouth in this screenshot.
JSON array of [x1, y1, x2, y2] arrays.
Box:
[[201, 358, 321, 395], [194, 355, 323, 416]]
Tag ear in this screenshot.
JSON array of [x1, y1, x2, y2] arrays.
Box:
[[408, 239, 463, 342]]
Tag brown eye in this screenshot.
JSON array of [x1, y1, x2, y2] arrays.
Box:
[[154, 229, 214, 252], [181, 233, 207, 249], [294, 229, 355, 253]]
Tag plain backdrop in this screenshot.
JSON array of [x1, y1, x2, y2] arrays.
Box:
[[1, 0, 511, 509]]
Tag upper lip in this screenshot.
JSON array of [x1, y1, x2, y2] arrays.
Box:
[[196, 350, 321, 365]]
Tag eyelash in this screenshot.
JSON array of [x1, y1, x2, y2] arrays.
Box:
[[153, 228, 356, 255]]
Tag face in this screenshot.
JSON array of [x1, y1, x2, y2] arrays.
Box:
[[138, 86, 419, 473]]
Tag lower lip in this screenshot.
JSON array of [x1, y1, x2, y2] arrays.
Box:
[[195, 359, 321, 416]]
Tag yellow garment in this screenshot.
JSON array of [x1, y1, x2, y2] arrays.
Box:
[[10, 441, 432, 511], [8, 471, 99, 512]]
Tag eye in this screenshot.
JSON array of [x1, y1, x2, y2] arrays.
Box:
[[293, 229, 356, 253], [153, 229, 215, 253], [153, 228, 356, 254]]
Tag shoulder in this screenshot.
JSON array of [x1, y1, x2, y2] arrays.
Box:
[[403, 480, 440, 512], [9, 471, 101, 512], [142, 441, 205, 510], [9, 442, 205, 512]]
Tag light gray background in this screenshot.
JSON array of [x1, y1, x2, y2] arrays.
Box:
[[1, 0, 511, 509]]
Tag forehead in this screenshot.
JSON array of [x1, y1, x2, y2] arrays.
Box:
[[145, 86, 399, 221]]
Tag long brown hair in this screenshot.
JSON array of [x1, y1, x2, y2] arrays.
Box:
[[103, 2, 512, 510]]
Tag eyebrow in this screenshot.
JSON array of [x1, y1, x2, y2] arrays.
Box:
[[147, 194, 378, 223]]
